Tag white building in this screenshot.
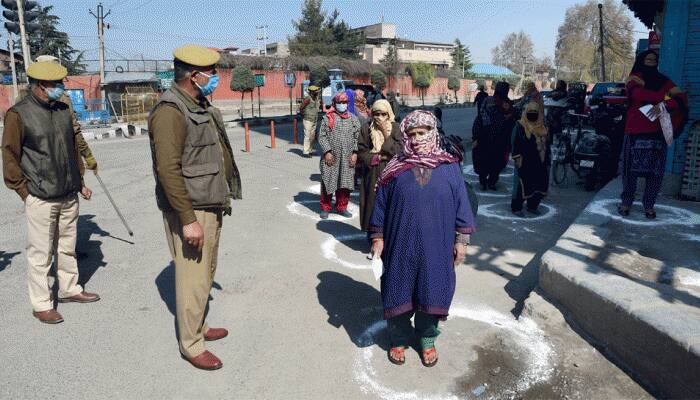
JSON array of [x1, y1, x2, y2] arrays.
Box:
[[351, 22, 454, 69]]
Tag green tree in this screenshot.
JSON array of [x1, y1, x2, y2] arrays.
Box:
[[408, 63, 434, 106], [450, 39, 472, 78], [380, 44, 400, 90], [447, 75, 461, 103], [230, 66, 256, 118], [289, 0, 361, 59], [371, 70, 387, 91], [491, 30, 534, 73], [309, 65, 330, 88], [555, 0, 634, 82], [28, 5, 85, 74]]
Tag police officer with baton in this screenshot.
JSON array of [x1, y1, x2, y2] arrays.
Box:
[[2, 61, 100, 325]]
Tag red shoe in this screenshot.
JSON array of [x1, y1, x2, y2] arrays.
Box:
[[204, 327, 228, 341], [182, 350, 222, 370]]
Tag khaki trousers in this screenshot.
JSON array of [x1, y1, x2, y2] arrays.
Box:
[[25, 194, 83, 312], [303, 119, 318, 155], [163, 209, 222, 358]]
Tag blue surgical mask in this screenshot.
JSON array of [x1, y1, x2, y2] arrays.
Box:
[[335, 103, 348, 113], [45, 83, 65, 101], [195, 72, 219, 96]]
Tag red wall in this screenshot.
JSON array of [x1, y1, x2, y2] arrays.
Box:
[[1, 70, 476, 116], [65, 74, 101, 100]]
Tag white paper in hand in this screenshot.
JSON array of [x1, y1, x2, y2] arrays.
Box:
[[659, 103, 674, 145], [639, 104, 659, 122], [371, 253, 383, 281]]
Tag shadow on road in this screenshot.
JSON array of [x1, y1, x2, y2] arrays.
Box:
[[0, 250, 20, 273], [155, 262, 224, 318], [76, 214, 111, 287], [316, 271, 388, 350], [316, 220, 368, 253]]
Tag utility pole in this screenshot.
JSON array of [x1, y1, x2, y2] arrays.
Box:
[[89, 2, 110, 101], [598, 3, 606, 81], [16, 0, 30, 66], [517, 56, 526, 95], [7, 32, 17, 101], [256, 25, 268, 56]]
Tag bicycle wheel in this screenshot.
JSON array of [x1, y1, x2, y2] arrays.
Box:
[[552, 160, 568, 185]]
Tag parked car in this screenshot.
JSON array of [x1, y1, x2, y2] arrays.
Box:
[[585, 82, 626, 114]]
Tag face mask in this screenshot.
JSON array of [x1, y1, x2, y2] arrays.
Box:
[[45, 83, 65, 101], [195, 72, 219, 96], [335, 103, 348, 113], [526, 112, 539, 122], [374, 114, 389, 123]]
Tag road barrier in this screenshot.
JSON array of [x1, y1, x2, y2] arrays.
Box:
[[293, 118, 299, 145], [271, 120, 276, 149], [245, 122, 251, 153]]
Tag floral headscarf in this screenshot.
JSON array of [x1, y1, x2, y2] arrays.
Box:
[[377, 110, 458, 187], [354, 89, 370, 118]]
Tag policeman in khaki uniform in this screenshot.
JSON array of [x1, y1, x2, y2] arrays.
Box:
[[299, 85, 323, 157], [148, 45, 241, 370], [17, 55, 99, 172], [2, 62, 100, 324]]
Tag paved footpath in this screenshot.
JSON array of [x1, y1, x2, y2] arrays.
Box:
[[0, 109, 651, 399]]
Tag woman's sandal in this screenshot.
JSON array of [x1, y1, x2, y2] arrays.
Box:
[[387, 347, 406, 365], [645, 209, 657, 219], [617, 205, 630, 216], [421, 348, 438, 368]]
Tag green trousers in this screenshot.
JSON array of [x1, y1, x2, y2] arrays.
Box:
[[387, 311, 440, 349]]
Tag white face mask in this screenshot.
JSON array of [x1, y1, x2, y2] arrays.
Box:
[[335, 103, 348, 113]]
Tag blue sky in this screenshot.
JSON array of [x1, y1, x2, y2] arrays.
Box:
[[47, 0, 648, 67]]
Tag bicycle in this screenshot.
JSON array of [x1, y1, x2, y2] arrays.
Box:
[[551, 111, 586, 185]]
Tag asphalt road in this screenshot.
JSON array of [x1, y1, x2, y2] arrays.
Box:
[[0, 108, 651, 399]]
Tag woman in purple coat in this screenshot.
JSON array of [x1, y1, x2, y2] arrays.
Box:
[[370, 110, 476, 367]]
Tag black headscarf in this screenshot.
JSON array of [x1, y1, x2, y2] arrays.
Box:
[[630, 50, 668, 91]]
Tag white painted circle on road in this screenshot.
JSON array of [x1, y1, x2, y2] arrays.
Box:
[[478, 202, 557, 221], [462, 164, 514, 179], [354, 304, 554, 400], [588, 199, 700, 226], [321, 233, 371, 270], [286, 200, 360, 222]]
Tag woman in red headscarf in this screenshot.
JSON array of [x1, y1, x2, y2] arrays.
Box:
[[317, 92, 362, 219]]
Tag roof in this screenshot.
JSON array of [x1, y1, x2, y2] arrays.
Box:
[[103, 71, 158, 85], [623, 0, 664, 28], [469, 63, 517, 77]]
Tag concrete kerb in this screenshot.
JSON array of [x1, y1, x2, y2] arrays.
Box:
[[83, 124, 148, 141], [539, 178, 700, 399]]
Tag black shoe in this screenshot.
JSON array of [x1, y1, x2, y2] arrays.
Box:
[[488, 183, 497, 190], [526, 207, 541, 215], [512, 210, 525, 218], [645, 210, 656, 219], [617, 206, 630, 217]]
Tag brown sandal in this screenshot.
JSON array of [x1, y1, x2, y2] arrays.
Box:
[[421, 348, 438, 367], [388, 347, 406, 365]]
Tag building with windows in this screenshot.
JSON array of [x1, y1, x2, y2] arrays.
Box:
[[352, 22, 454, 69]]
